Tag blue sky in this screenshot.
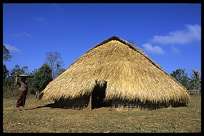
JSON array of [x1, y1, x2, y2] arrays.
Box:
[[3, 3, 201, 76]]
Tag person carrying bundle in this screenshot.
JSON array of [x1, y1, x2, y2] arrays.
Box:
[[15, 75, 31, 111]]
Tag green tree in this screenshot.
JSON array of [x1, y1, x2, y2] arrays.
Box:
[[57, 68, 66, 76], [3, 65, 28, 92], [45, 51, 64, 79], [170, 68, 190, 89], [3, 76, 14, 91], [32, 63, 53, 91], [3, 64, 9, 79], [3, 45, 12, 79], [3, 45, 13, 62], [189, 69, 201, 90], [10, 65, 28, 77]]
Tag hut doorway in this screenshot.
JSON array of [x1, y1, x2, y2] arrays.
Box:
[[91, 81, 110, 109]]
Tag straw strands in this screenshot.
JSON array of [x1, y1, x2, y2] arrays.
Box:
[[42, 36, 190, 104]]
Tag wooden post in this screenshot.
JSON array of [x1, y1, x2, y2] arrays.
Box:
[[90, 93, 92, 110], [87, 93, 92, 110]]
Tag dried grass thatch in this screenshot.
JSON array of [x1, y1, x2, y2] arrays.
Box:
[[42, 36, 190, 105]]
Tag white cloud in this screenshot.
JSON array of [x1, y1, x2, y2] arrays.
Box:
[[151, 24, 201, 45], [22, 31, 34, 38], [35, 16, 47, 24], [10, 31, 33, 38], [4, 44, 21, 52], [171, 45, 180, 54], [142, 43, 164, 55]]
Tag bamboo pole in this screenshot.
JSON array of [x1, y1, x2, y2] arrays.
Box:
[[15, 74, 34, 78], [90, 93, 92, 110]]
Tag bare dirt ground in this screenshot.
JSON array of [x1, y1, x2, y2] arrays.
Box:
[[3, 95, 201, 133]]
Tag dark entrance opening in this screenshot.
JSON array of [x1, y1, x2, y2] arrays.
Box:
[[91, 81, 111, 109]]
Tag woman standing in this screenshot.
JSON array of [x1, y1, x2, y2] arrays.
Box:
[[15, 75, 28, 111]]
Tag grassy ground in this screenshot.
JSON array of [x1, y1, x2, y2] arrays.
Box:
[[3, 95, 201, 133]]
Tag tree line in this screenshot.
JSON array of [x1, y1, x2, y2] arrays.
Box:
[[3, 45, 65, 98], [170, 68, 201, 91], [3, 45, 201, 98]]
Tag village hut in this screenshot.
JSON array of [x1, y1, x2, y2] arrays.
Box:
[[41, 36, 190, 110]]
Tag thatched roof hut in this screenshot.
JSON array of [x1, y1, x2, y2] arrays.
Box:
[[42, 36, 190, 109]]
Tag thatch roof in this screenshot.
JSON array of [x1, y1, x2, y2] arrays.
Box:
[[42, 36, 190, 104]]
